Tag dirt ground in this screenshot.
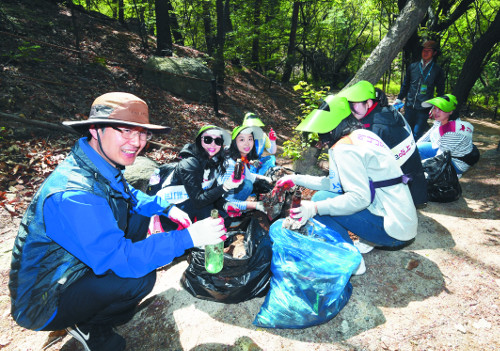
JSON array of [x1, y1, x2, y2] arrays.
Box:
[[0, 118, 499, 351]]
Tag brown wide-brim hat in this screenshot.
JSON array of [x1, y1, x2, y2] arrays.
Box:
[[63, 92, 171, 133]]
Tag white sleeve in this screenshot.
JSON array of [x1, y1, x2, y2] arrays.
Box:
[[293, 174, 330, 191], [315, 146, 372, 216], [243, 164, 257, 183]]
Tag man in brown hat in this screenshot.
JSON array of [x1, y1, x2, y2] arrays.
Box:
[[395, 40, 446, 141], [9, 92, 229, 351]]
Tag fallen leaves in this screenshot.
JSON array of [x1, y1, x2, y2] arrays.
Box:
[[0, 135, 72, 218]]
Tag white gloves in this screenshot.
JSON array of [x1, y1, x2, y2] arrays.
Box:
[[223, 202, 242, 217], [272, 175, 296, 196], [276, 175, 296, 189], [289, 200, 317, 228], [255, 202, 266, 213], [187, 217, 227, 247], [166, 206, 192, 229], [223, 173, 245, 191]]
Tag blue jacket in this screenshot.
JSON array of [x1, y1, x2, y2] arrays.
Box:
[[398, 60, 445, 110], [9, 138, 193, 330]]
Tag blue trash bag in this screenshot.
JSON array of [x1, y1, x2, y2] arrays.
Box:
[[250, 155, 276, 175], [253, 218, 361, 329]]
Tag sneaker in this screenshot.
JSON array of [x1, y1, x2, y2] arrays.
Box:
[[353, 240, 375, 254], [66, 324, 126, 351], [353, 257, 366, 276]]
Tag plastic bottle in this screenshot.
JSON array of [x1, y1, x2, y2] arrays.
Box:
[[233, 159, 244, 180], [147, 168, 161, 194], [149, 168, 161, 185], [291, 189, 302, 209], [205, 209, 224, 274]]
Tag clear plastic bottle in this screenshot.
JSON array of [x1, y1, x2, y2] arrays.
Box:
[[149, 168, 161, 185], [205, 209, 224, 274], [147, 168, 161, 194]]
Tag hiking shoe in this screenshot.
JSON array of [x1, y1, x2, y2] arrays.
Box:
[[353, 240, 375, 254], [66, 324, 126, 351], [353, 257, 366, 276]]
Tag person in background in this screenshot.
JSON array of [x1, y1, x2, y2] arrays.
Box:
[[417, 94, 477, 177], [273, 95, 418, 275], [217, 126, 273, 212], [9, 92, 227, 351], [159, 125, 244, 221], [242, 112, 277, 175], [338, 80, 428, 207], [395, 40, 445, 141]]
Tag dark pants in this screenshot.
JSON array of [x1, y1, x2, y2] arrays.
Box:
[[405, 106, 431, 141], [42, 213, 156, 331], [42, 270, 156, 331]]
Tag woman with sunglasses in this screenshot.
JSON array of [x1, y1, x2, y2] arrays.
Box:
[[416, 94, 477, 178], [217, 126, 273, 213], [160, 125, 244, 223]]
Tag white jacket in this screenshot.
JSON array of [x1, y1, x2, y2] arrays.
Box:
[[294, 129, 418, 241]]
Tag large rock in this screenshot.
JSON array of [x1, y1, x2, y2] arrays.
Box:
[[293, 147, 328, 176], [143, 56, 215, 102], [124, 156, 159, 192]]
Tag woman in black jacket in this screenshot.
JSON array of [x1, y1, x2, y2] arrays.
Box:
[[162, 125, 244, 222]]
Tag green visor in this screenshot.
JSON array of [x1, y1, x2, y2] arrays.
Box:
[[421, 94, 457, 112], [197, 125, 232, 146], [242, 112, 265, 127], [231, 125, 264, 142], [296, 95, 351, 133], [337, 80, 375, 102]]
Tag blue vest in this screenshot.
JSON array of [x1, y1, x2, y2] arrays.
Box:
[[9, 141, 129, 330]]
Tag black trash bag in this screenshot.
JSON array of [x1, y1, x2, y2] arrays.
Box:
[[181, 212, 272, 303], [252, 178, 274, 196], [422, 151, 462, 203]]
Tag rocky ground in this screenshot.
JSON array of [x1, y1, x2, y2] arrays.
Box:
[[1, 0, 499, 349], [0, 118, 499, 351]]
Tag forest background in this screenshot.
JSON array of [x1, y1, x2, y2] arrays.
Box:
[[65, 0, 499, 109], [0, 0, 499, 350]]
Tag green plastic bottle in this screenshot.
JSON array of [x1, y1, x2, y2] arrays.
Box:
[[205, 209, 224, 274]]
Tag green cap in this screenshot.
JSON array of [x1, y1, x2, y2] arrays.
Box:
[[421, 94, 457, 112], [242, 112, 265, 127], [337, 80, 375, 102], [296, 95, 351, 133], [231, 125, 264, 142], [197, 125, 231, 146]]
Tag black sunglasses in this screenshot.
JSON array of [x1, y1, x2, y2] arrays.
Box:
[[202, 136, 224, 146]]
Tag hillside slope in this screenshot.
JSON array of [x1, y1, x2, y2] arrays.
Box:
[[0, 0, 299, 145], [1, 1, 499, 351]]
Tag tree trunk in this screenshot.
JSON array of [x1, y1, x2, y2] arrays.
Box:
[[202, 0, 214, 56], [155, 0, 173, 56], [167, 0, 184, 45], [281, 1, 300, 83], [118, 0, 125, 24], [345, 0, 432, 88], [223, 0, 232, 33], [213, 0, 226, 87], [452, 10, 500, 110], [251, 0, 263, 72]]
